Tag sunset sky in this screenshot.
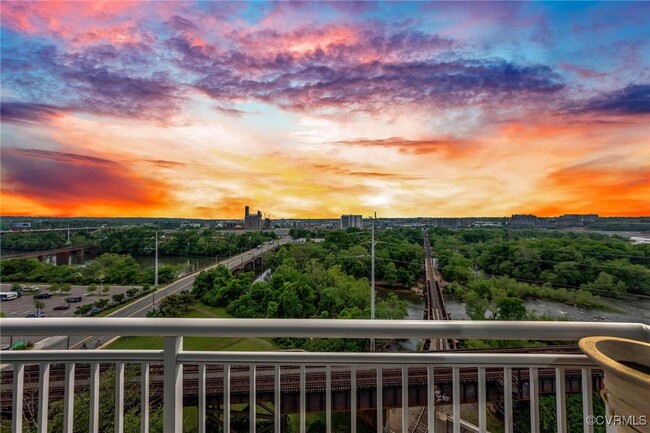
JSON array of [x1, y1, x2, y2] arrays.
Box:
[[1, 1, 649, 218]]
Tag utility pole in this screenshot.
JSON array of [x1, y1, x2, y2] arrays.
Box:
[[154, 231, 159, 287], [371, 211, 376, 352], [66, 224, 70, 245]]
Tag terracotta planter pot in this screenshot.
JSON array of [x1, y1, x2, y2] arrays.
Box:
[[579, 336, 650, 433]]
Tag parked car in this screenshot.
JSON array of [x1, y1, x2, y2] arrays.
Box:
[[25, 312, 46, 318], [65, 296, 82, 303], [33, 293, 52, 299], [53, 304, 70, 310], [88, 307, 101, 316], [0, 292, 19, 301]]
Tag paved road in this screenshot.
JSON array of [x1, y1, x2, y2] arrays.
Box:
[[16, 238, 290, 351]]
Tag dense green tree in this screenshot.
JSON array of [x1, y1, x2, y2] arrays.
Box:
[[59, 284, 72, 295], [375, 292, 408, 319], [496, 297, 527, 320], [192, 265, 234, 299], [581, 272, 627, 297], [383, 262, 398, 286], [33, 300, 45, 315], [428, 227, 650, 302]]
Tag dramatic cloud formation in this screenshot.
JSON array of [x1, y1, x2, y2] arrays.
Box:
[[1, 1, 648, 217], [1, 148, 172, 216], [575, 84, 650, 115]]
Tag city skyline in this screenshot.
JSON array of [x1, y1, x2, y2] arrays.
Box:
[[1, 1, 649, 219]]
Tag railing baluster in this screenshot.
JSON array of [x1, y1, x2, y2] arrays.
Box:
[[453, 367, 460, 433], [275, 366, 281, 433], [402, 366, 408, 433], [141, 363, 150, 433], [556, 367, 567, 433], [326, 365, 332, 433], [163, 336, 183, 433], [63, 362, 75, 433], [300, 365, 306, 433], [11, 363, 24, 433], [504, 367, 513, 433], [38, 363, 50, 433], [428, 366, 435, 433], [530, 367, 539, 433], [351, 366, 357, 433], [116, 362, 125, 433], [376, 367, 383, 433], [224, 364, 231, 433], [90, 363, 99, 433], [198, 364, 206, 433], [250, 365, 256, 433], [478, 367, 486, 433], [582, 368, 593, 433]]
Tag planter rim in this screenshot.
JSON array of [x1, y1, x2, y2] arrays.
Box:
[[579, 336, 650, 387]]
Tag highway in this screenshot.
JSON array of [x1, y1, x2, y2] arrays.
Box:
[[25, 237, 291, 351]]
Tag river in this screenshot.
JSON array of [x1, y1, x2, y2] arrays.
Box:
[[133, 255, 217, 277], [377, 285, 650, 351], [378, 284, 650, 326]]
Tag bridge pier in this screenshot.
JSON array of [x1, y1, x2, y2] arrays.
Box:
[[56, 251, 70, 266]]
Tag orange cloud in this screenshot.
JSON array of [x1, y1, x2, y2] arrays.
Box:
[[1, 148, 175, 217], [531, 165, 650, 217]]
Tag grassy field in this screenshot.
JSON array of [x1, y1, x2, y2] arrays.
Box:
[[106, 302, 279, 351]]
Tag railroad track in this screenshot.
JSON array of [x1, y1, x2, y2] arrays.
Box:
[[421, 233, 452, 351]]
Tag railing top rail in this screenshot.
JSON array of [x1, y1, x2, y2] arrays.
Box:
[[0, 349, 595, 367], [1, 350, 163, 363], [2, 318, 649, 342]]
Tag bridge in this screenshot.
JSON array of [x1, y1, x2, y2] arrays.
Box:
[[0, 244, 98, 264], [3, 319, 647, 433]]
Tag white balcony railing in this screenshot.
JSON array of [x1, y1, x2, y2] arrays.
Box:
[[2, 319, 649, 433]]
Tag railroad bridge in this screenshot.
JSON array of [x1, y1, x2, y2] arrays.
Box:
[[2, 348, 603, 429], [421, 234, 455, 351], [0, 244, 99, 265]]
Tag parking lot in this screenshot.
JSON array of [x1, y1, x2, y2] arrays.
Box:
[[0, 284, 138, 318]]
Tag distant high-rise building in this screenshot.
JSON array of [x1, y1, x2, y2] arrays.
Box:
[[341, 214, 363, 229], [244, 206, 262, 231]]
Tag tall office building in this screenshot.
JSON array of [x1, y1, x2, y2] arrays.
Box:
[[341, 214, 363, 229]]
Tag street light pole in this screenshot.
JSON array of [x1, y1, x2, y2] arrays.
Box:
[[371, 211, 376, 352]]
